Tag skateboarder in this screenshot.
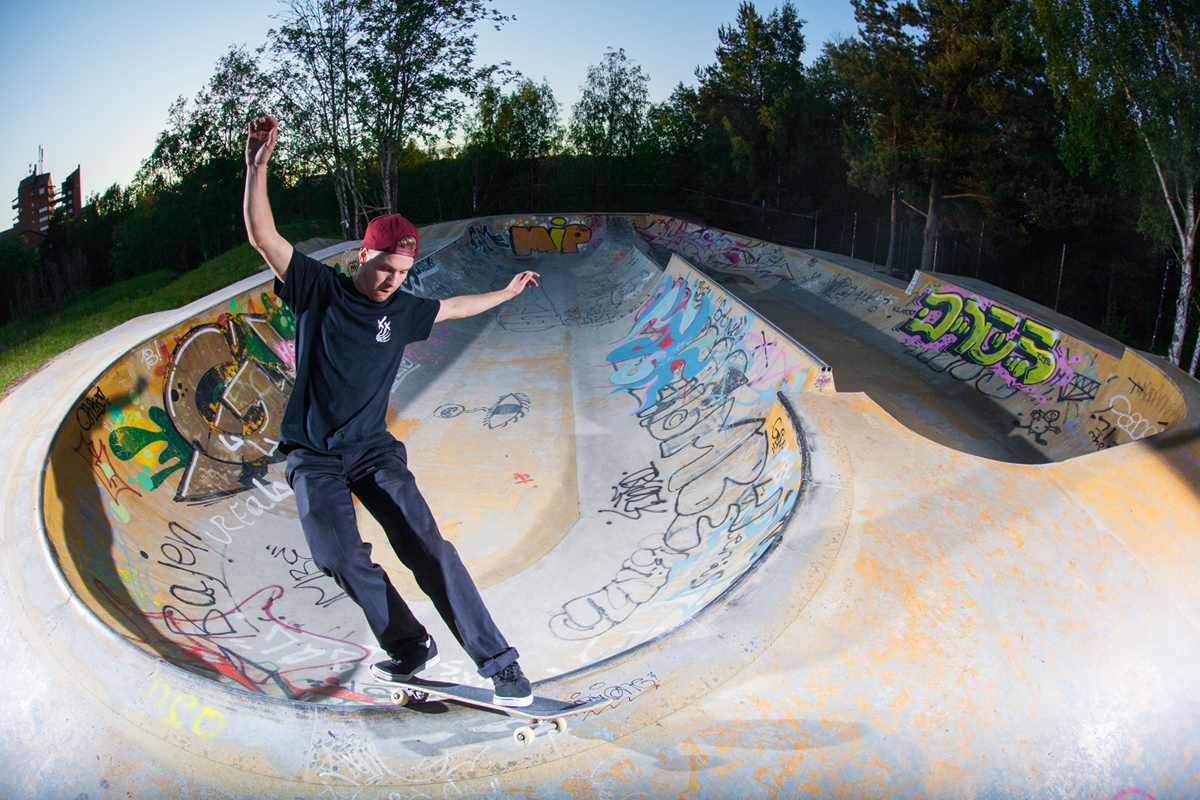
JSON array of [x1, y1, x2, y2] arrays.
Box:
[[244, 116, 537, 707]]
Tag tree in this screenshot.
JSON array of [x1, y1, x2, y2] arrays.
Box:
[[272, 0, 368, 238], [570, 48, 650, 161], [642, 83, 705, 187], [137, 45, 270, 185], [354, 0, 510, 217], [1035, 0, 1200, 370], [834, 0, 1056, 274], [830, 2, 923, 269], [0, 236, 38, 325], [272, 0, 508, 231], [695, 1, 812, 205], [502, 79, 562, 164]]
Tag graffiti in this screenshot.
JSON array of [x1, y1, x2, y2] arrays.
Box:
[[511, 217, 592, 256], [433, 392, 531, 429], [71, 430, 142, 516], [561, 248, 655, 327], [389, 356, 419, 394], [401, 254, 439, 294], [1092, 395, 1161, 443], [634, 217, 792, 285], [1014, 409, 1062, 445], [155, 521, 232, 609], [202, 477, 294, 545], [904, 345, 1027, 401], [513, 473, 536, 486], [163, 585, 371, 698], [1088, 414, 1118, 450], [1163, 448, 1200, 481], [567, 673, 659, 714], [899, 288, 1071, 391], [160, 312, 295, 502], [467, 223, 510, 252], [551, 272, 807, 641], [75, 386, 110, 431], [109, 403, 192, 493], [495, 283, 561, 332], [818, 275, 898, 315], [601, 463, 669, 520], [266, 545, 349, 608], [1059, 373, 1101, 404], [310, 730, 398, 787], [138, 676, 226, 738], [141, 345, 162, 368]]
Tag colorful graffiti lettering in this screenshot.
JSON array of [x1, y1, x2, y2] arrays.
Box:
[[155, 312, 294, 502], [635, 217, 793, 286], [899, 288, 1072, 390], [511, 217, 592, 256], [551, 269, 808, 641], [138, 676, 227, 738]]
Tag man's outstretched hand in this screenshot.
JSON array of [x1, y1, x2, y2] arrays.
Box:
[[246, 116, 278, 168], [506, 271, 540, 297]]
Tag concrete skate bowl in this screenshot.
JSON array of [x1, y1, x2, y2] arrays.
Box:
[[633, 216, 1190, 461], [40, 214, 839, 709]]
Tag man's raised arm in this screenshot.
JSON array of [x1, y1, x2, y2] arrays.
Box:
[[434, 271, 540, 323], [244, 116, 294, 281]]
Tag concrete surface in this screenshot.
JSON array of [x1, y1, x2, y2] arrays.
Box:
[[0, 214, 1196, 799]]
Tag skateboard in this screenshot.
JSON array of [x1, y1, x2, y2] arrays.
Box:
[[387, 676, 607, 746]]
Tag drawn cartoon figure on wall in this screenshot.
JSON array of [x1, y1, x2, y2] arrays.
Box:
[[433, 393, 531, 429]]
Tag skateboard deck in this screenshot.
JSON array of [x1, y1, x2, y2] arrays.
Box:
[[387, 677, 607, 745]]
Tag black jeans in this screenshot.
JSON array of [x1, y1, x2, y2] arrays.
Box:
[[285, 440, 518, 678]]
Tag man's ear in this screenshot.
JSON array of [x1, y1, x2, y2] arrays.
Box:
[[358, 246, 369, 263]]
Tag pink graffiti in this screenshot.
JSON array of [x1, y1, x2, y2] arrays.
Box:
[[1111, 790, 1157, 800], [163, 586, 372, 699]]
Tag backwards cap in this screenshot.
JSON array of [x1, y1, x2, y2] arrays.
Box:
[[362, 214, 420, 258]]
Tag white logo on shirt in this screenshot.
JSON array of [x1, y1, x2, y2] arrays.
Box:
[[376, 317, 391, 343]]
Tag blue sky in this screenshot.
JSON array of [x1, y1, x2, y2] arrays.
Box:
[[1, 0, 858, 217]]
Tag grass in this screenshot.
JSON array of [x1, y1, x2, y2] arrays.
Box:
[[0, 221, 339, 398]]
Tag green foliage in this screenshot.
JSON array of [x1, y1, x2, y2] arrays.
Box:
[[271, 0, 510, 231], [569, 48, 651, 161], [1035, 0, 1200, 366], [694, 1, 819, 205], [0, 223, 336, 397]]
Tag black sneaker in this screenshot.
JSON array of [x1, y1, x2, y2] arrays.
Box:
[[492, 662, 532, 707], [370, 635, 439, 682]]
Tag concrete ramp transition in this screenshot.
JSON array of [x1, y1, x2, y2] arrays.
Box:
[[2, 214, 1198, 798]]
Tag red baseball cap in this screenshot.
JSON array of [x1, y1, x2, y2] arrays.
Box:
[[362, 214, 420, 258]]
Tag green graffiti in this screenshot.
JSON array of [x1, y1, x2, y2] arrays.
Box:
[[109, 405, 192, 491], [261, 291, 296, 339], [1008, 319, 1058, 384], [959, 303, 1018, 367], [234, 313, 285, 368], [904, 289, 1062, 387], [901, 290, 964, 343]]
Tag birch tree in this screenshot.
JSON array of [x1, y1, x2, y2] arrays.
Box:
[[356, 0, 509, 217], [271, 0, 508, 233], [1035, 0, 1199, 369], [570, 48, 650, 159], [272, 0, 366, 237]]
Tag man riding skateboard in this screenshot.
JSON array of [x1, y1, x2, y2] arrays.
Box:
[[244, 115, 539, 707]]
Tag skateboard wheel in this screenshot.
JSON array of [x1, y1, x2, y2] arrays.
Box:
[[553, 718, 568, 735], [390, 689, 410, 707], [513, 726, 536, 746]]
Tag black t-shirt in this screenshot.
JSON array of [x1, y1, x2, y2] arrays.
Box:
[[274, 248, 440, 453]]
